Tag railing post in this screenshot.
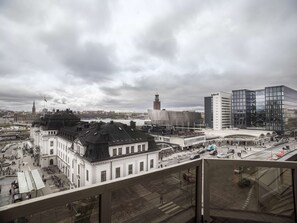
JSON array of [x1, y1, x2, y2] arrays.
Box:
[[100, 192, 111, 223], [293, 168, 297, 221], [203, 159, 210, 223], [195, 160, 202, 222]]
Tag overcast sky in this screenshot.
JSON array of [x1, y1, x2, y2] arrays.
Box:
[[1, 0, 297, 112]]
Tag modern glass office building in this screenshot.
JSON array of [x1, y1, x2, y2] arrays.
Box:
[[231, 85, 297, 134], [265, 85, 297, 133], [255, 89, 266, 127], [204, 96, 213, 128], [232, 89, 256, 128]]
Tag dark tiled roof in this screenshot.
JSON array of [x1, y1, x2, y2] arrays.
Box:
[[58, 122, 90, 141], [78, 121, 158, 162], [32, 110, 80, 130]]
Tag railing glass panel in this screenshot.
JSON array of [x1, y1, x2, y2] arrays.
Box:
[[111, 168, 197, 223]]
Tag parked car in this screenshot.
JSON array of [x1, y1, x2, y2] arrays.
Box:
[[209, 150, 218, 155], [207, 145, 216, 151], [227, 149, 235, 154], [198, 149, 206, 154], [276, 150, 285, 158], [282, 146, 290, 150], [190, 154, 200, 160], [217, 153, 228, 158]]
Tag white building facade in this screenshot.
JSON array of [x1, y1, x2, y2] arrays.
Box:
[[212, 92, 232, 130], [31, 111, 159, 188]]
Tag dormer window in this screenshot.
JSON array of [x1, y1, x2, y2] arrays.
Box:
[[113, 148, 117, 156]]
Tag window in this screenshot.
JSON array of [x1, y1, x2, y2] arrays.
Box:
[[126, 147, 129, 154], [140, 162, 144, 172], [86, 170, 89, 181], [138, 145, 141, 152], [150, 159, 154, 168], [113, 148, 117, 156], [78, 164, 80, 174], [116, 167, 120, 178], [128, 164, 133, 175], [101, 171, 106, 182], [72, 173, 74, 183], [118, 148, 122, 155], [50, 149, 53, 155], [50, 141, 54, 147], [131, 146, 134, 153], [142, 144, 145, 151]]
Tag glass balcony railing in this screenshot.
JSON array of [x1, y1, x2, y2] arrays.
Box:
[[0, 159, 296, 223]]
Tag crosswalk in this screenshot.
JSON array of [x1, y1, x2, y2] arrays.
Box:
[[157, 201, 181, 215]]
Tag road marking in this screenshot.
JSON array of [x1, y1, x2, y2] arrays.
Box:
[[158, 201, 173, 208], [165, 205, 180, 214], [161, 203, 176, 212]]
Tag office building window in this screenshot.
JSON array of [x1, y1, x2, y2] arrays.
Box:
[[138, 145, 141, 152], [126, 147, 129, 154], [142, 144, 145, 151], [118, 148, 122, 155], [140, 162, 144, 172], [86, 170, 89, 181], [101, 171, 106, 182], [131, 146, 134, 153], [116, 167, 120, 178], [50, 141, 54, 147], [128, 164, 133, 175], [50, 149, 53, 155], [150, 159, 154, 168], [78, 164, 80, 174]]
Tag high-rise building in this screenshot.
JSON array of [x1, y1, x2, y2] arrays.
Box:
[[153, 93, 161, 110], [204, 92, 231, 130], [204, 96, 213, 128], [32, 100, 36, 114], [265, 85, 297, 133], [231, 85, 297, 134], [232, 90, 256, 128]]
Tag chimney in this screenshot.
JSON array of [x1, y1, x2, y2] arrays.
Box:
[[130, 121, 136, 129]]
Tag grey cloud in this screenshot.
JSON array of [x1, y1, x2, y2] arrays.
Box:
[[41, 25, 117, 82]]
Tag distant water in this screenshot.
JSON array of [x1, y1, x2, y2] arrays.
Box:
[[82, 118, 151, 126]]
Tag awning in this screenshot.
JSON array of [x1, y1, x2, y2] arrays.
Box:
[[31, 169, 45, 190], [17, 169, 45, 194]]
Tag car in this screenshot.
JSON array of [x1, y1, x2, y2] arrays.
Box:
[[198, 149, 206, 154], [209, 150, 218, 155], [227, 149, 235, 154], [207, 145, 216, 151], [217, 153, 228, 158], [190, 154, 200, 160], [282, 146, 290, 150], [276, 150, 285, 158]]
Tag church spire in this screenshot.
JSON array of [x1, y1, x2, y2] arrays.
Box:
[[32, 100, 36, 114]]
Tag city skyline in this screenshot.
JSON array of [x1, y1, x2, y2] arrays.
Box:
[[1, 0, 297, 112]]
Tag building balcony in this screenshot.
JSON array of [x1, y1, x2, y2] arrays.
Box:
[[0, 158, 296, 223]]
